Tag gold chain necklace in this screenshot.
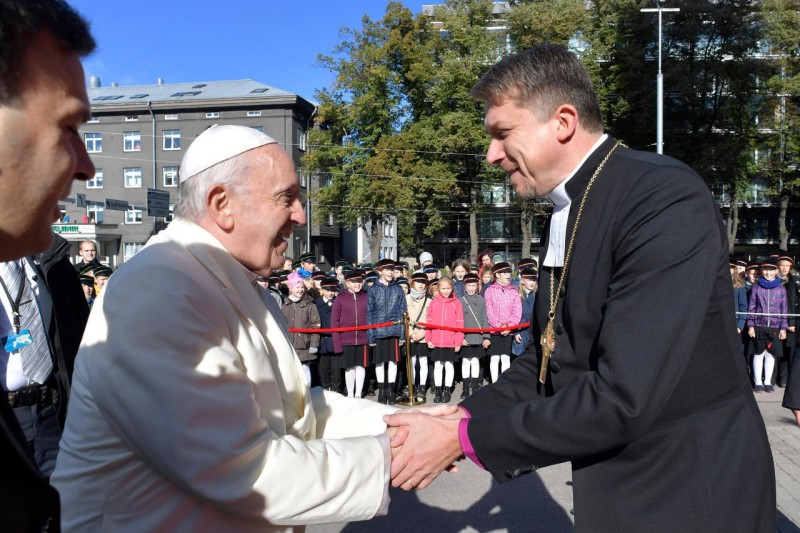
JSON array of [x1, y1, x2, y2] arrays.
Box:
[[539, 142, 620, 384]]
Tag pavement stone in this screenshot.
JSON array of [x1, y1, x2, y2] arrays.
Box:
[[310, 384, 800, 532]]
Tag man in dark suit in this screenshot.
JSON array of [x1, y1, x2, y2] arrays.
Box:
[[386, 44, 775, 532], [0, 0, 96, 529]]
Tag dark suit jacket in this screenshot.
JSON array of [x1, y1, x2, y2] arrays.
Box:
[[461, 137, 775, 532], [0, 235, 89, 532]]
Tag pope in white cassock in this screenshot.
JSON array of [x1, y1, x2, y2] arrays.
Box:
[[52, 125, 398, 532]]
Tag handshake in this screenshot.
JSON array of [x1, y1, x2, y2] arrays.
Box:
[[382, 404, 468, 491]]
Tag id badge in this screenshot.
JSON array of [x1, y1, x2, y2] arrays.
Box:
[[3, 329, 33, 353]]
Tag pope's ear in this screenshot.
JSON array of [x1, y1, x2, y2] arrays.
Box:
[[554, 104, 579, 142], [207, 185, 234, 231]]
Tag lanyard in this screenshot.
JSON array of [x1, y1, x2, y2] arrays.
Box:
[[0, 261, 29, 334]]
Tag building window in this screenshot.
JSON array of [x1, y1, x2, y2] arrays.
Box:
[[124, 115, 138, 121], [205, 112, 220, 118], [163, 129, 181, 150], [87, 203, 104, 223], [163, 166, 178, 187], [123, 131, 141, 152], [85, 132, 102, 153], [124, 167, 142, 188], [125, 205, 143, 224], [163, 203, 175, 223], [247, 110, 262, 117], [87, 117, 99, 124], [298, 128, 307, 151], [123, 242, 145, 261], [164, 114, 178, 120], [87, 168, 103, 189]]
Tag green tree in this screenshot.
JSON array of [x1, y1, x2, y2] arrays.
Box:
[[761, 0, 800, 249]]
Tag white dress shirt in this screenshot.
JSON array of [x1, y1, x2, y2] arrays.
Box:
[[543, 134, 608, 267]]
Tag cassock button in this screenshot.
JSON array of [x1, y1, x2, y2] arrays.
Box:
[[555, 324, 564, 335], [559, 286, 566, 297], [550, 361, 561, 373]]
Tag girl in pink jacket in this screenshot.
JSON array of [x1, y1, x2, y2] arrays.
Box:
[[425, 277, 464, 403], [484, 262, 522, 383]]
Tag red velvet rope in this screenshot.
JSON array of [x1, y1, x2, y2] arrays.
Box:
[[288, 320, 397, 334], [416, 321, 530, 333], [288, 321, 531, 334]]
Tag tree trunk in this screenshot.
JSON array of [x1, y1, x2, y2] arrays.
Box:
[[779, 193, 789, 251], [469, 187, 479, 263], [521, 208, 532, 258], [726, 192, 739, 255]]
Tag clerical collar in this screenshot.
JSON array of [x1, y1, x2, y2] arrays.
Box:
[[543, 134, 608, 268]]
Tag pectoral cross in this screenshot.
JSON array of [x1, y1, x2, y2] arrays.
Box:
[[539, 319, 555, 384]]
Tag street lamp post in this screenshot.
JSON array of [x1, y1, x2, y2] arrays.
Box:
[[640, 5, 679, 155]]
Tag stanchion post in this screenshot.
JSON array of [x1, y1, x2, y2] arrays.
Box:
[[397, 311, 425, 406]]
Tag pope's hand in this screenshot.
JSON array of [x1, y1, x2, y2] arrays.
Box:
[[383, 409, 467, 490]]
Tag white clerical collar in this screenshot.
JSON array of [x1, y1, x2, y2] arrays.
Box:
[[543, 134, 608, 268]]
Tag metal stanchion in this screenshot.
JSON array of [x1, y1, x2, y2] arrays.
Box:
[[397, 311, 425, 406]]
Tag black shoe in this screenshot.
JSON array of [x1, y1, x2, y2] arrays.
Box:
[[442, 387, 452, 403], [378, 383, 386, 404], [433, 386, 442, 403], [460, 380, 469, 399], [387, 382, 397, 405]]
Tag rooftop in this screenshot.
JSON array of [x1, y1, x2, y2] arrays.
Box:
[[87, 78, 303, 105]]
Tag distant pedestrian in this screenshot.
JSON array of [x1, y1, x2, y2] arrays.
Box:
[[747, 259, 787, 393], [425, 277, 463, 403]]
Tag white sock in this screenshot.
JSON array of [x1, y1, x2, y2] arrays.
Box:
[[500, 354, 510, 373], [434, 361, 443, 387], [470, 357, 480, 378], [345, 368, 355, 397], [763, 352, 775, 386], [418, 356, 428, 385], [490, 355, 500, 382], [302, 364, 311, 386], [387, 361, 397, 382], [444, 362, 454, 387], [462, 359, 471, 379], [753, 351, 765, 386], [355, 366, 365, 397], [375, 363, 385, 383]]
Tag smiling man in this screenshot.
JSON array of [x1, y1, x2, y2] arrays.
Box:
[[0, 0, 95, 530], [52, 125, 400, 532], [386, 44, 775, 532]]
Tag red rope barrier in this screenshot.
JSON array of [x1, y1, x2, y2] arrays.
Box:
[[416, 321, 530, 333], [289, 320, 397, 334]]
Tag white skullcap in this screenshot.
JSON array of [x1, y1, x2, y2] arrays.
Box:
[[179, 124, 277, 183]]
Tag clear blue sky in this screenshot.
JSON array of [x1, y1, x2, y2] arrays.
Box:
[[70, 1, 425, 103]]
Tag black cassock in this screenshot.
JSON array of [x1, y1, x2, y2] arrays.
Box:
[[461, 136, 775, 532]]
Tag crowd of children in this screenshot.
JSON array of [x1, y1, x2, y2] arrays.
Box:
[[263, 251, 539, 404]]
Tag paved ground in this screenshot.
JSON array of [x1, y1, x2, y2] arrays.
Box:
[[309, 384, 800, 533]]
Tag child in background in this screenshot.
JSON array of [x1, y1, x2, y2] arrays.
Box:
[[406, 272, 431, 397], [425, 277, 464, 403], [451, 259, 470, 298], [282, 272, 321, 386], [512, 268, 537, 358], [367, 258, 407, 405], [331, 270, 370, 398], [315, 277, 342, 393], [459, 272, 490, 398], [484, 262, 522, 383], [747, 259, 788, 393]]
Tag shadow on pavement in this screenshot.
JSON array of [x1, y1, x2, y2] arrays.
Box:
[[339, 474, 574, 533]]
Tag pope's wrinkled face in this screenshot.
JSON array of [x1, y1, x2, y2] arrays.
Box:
[[229, 145, 306, 276]]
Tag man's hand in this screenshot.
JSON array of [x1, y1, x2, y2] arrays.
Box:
[[383, 410, 467, 490]]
